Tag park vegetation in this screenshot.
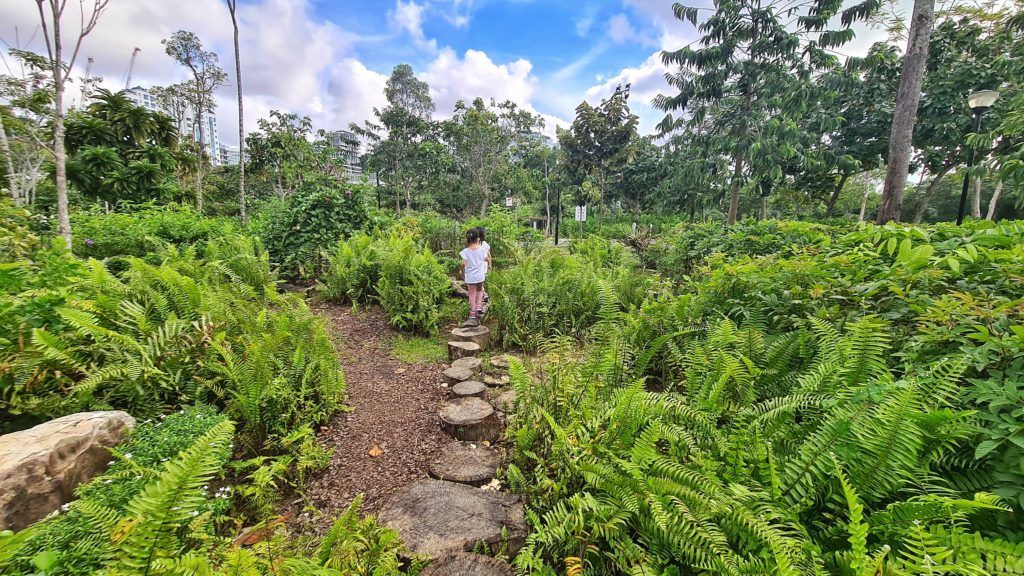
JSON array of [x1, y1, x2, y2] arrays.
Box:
[[2, 0, 1024, 575]]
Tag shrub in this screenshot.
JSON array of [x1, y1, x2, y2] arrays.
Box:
[[70, 204, 238, 261], [318, 231, 449, 334], [255, 177, 369, 280]]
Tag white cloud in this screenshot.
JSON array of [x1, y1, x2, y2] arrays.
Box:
[[608, 14, 636, 44], [388, 0, 438, 53], [422, 48, 537, 116], [585, 52, 671, 136]]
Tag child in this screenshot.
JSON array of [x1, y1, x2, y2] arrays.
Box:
[[460, 228, 489, 324], [476, 227, 492, 304]]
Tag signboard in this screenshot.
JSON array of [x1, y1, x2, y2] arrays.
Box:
[[574, 205, 587, 222], [505, 196, 514, 207]]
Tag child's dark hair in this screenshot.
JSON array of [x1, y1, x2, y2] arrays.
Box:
[[476, 226, 486, 242], [466, 228, 481, 245]]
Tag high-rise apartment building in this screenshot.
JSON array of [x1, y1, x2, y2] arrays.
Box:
[[126, 86, 221, 165], [323, 129, 363, 182]]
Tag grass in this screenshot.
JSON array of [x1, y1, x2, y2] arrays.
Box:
[[392, 335, 447, 364]]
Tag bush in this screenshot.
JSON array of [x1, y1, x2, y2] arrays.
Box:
[[318, 231, 449, 334], [1, 233, 344, 454], [255, 177, 369, 280], [70, 204, 238, 261], [489, 249, 657, 351]]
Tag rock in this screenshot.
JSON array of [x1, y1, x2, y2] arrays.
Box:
[[439, 397, 502, 442], [451, 380, 487, 398], [443, 366, 476, 385], [378, 479, 527, 559], [448, 341, 480, 361], [482, 374, 510, 387], [422, 553, 514, 576], [494, 390, 518, 412], [451, 326, 490, 350], [428, 441, 500, 486], [451, 357, 483, 374], [0, 411, 136, 531], [488, 355, 512, 371]]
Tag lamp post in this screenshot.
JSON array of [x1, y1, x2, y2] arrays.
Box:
[[956, 90, 999, 226]]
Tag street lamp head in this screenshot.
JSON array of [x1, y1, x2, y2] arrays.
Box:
[[968, 90, 1000, 111]]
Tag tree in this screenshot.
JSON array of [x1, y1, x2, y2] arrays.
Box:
[[225, 0, 246, 222], [62, 88, 179, 205], [245, 111, 315, 198], [352, 64, 445, 215], [33, 0, 109, 247], [1, 49, 53, 207], [657, 0, 878, 224], [162, 30, 227, 213], [878, 0, 935, 223], [559, 85, 638, 228], [443, 98, 544, 217]]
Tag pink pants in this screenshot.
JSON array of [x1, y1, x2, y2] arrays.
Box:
[[467, 282, 484, 316]]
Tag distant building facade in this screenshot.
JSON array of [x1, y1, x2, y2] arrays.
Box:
[[219, 144, 241, 166], [126, 85, 221, 166], [323, 129, 363, 183]]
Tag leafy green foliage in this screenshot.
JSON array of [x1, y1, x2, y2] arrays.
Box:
[[70, 204, 238, 261], [254, 176, 370, 280], [318, 230, 449, 334]]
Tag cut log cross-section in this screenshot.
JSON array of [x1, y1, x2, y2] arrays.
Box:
[[451, 356, 482, 373], [378, 479, 527, 559], [444, 366, 476, 385], [451, 326, 490, 350], [448, 341, 480, 361], [422, 552, 514, 576], [428, 441, 500, 486], [439, 397, 501, 442], [452, 380, 486, 398]]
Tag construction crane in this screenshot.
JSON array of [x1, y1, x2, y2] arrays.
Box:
[[124, 47, 141, 90], [78, 56, 94, 107]]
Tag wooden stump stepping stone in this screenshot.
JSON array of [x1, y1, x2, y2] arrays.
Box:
[[451, 326, 490, 350], [488, 355, 512, 371], [451, 356, 482, 373], [494, 390, 517, 412], [378, 479, 527, 559], [428, 441, 500, 486], [482, 374, 510, 387], [452, 380, 487, 398], [422, 553, 514, 576], [439, 397, 501, 441], [443, 366, 475, 384], [448, 341, 480, 360]]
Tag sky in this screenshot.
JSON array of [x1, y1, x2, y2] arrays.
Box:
[[0, 0, 907, 147]]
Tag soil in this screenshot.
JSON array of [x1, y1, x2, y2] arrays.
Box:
[[300, 302, 451, 521]]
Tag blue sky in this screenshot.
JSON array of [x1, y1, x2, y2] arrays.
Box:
[[2, 0, 898, 144]]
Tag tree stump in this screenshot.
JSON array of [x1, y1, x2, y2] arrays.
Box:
[[448, 341, 480, 361], [439, 397, 501, 442], [451, 357, 482, 374], [494, 390, 518, 412], [378, 479, 527, 559], [482, 374, 510, 387], [488, 355, 512, 371], [422, 553, 514, 576], [452, 380, 487, 398], [451, 326, 490, 350], [428, 441, 500, 486], [444, 366, 475, 385]]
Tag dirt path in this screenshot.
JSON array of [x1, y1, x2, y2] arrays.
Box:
[[303, 302, 450, 517]]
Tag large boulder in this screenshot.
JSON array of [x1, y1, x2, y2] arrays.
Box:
[[0, 411, 135, 530]]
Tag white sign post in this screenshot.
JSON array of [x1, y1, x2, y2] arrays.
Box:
[[574, 205, 587, 239]]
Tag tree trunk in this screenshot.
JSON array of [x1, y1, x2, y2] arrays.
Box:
[[986, 181, 1003, 220], [859, 187, 870, 222], [727, 151, 745, 225], [0, 116, 19, 205], [878, 0, 934, 224], [41, 1, 73, 248], [229, 1, 246, 222], [912, 167, 949, 224], [543, 158, 551, 236], [825, 173, 851, 218], [970, 177, 982, 219], [598, 172, 605, 231], [479, 184, 490, 218], [759, 196, 767, 220]]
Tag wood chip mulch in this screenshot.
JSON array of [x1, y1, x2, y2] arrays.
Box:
[[299, 302, 451, 522]]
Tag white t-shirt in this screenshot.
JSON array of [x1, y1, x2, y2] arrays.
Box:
[[460, 245, 488, 284]]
